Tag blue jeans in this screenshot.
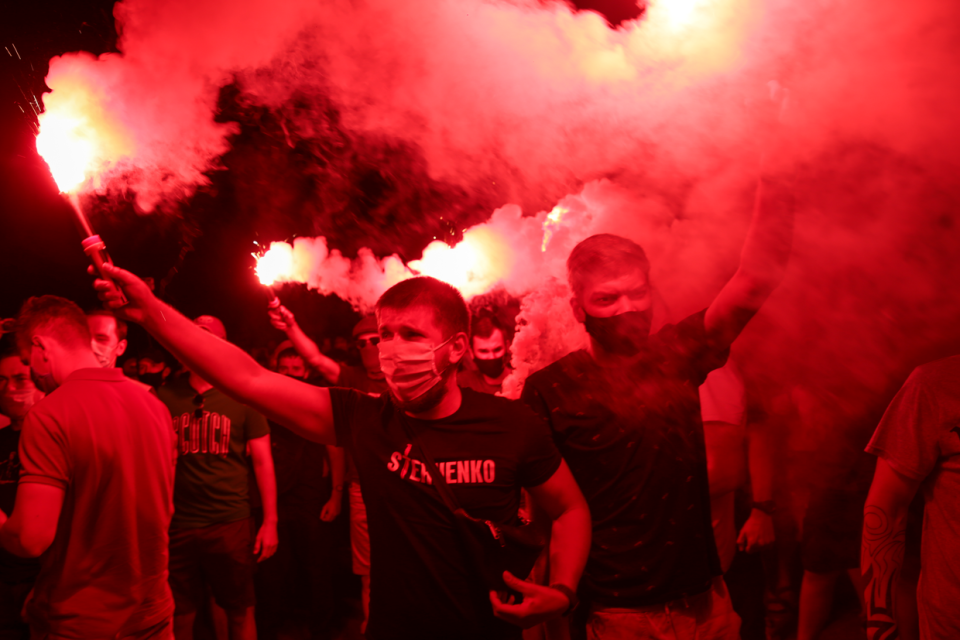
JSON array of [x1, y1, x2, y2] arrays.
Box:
[[587, 578, 741, 640]]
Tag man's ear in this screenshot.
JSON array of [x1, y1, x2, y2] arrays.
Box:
[[116, 339, 128, 358], [570, 296, 586, 323], [449, 332, 469, 365], [31, 335, 52, 361]]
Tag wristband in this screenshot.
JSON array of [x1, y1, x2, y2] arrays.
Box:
[[751, 500, 775, 515], [549, 583, 579, 616]]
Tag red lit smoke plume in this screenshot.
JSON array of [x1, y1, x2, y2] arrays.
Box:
[[44, 0, 960, 429]]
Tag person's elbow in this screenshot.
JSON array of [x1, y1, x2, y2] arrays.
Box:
[[15, 529, 55, 558]]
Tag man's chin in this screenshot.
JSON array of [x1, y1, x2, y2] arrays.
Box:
[[391, 380, 447, 415]]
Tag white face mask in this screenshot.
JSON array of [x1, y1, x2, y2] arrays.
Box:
[[378, 335, 454, 403], [91, 340, 118, 368]]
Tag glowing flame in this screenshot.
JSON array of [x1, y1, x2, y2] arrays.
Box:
[[541, 205, 568, 252], [409, 227, 514, 298], [254, 242, 296, 286], [35, 73, 133, 193]]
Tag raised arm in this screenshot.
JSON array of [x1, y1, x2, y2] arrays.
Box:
[[269, 305, 342, 384], [92, 263, 337, 445], [704, 174, 794, 348], [861, 458, 921, 640]]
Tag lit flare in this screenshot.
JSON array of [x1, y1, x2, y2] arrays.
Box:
[[35, 74, 132, 193]]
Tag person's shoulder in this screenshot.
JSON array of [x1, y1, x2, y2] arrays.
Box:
[[911, 355, 960, 383], [526, 350, 590, 389], [461, 387, 544, 426]]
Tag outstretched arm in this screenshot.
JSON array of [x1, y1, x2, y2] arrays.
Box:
[[92, 264, 337, 444], [269, 305, 342, 384], [861, 458, 921, 640], [704, 174, 794, 348]]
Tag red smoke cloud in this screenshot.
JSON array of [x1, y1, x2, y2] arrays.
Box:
[[41, 0, 960, 421]]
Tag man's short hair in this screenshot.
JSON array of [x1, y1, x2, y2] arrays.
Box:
[[86, 308, 128, 341], [471, 315, 504, 342], [140, 346, 171, 367], [0, 334, 17, 361], [376, 277, 470, 339], [16, 295, 92, 354], [276, 348, 304, 365], [567, 234, 651, 297], [193, 315, 227, 340]]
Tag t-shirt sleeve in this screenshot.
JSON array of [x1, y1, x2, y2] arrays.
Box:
[[866, 366, 943, 480], [18, 410, 70, 490], [515, 403, 563, 488], [661, 309, 730, 387], [328, 387, 377, 449], [245, 406, 270, 440]]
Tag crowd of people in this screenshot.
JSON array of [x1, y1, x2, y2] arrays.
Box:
[[0, 174, 955, 640]]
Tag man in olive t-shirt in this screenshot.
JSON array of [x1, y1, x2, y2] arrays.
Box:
[[157, 316, 277, 640]]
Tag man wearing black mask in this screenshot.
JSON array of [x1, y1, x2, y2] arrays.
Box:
[[459, 316, 511, 395], [522, 172, 794, 638]]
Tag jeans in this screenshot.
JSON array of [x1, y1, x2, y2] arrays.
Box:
[[587, 577, 741, 640]]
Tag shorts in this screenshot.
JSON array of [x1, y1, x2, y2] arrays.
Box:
[[31, 616, 173, 640], [168, 517, 256, 613], [802, 488, 865, 573], [587, 577, 741, 640], [349, 482, 370, 576]]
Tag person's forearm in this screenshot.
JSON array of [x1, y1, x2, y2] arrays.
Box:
[[735, 176, 795, 299], [328, 446, 345, 491], [286, 321, 341, 384], [862, 500, 909, 640], [253, 454, 278, 525], [547, 504, 591, 590], [747, 421, 775, 503]]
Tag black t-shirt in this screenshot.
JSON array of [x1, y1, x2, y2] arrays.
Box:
[[158, 378, 270, 530], [330, 387, 562, 640], [266, 421, 328, 520], [0, 425, 40, 584], [522, 310, 728, 607]]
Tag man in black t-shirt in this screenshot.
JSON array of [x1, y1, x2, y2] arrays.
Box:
[[157, 316, 278, 640], [523, 180, 793, 638], [93, 270, 592, 640], [253, 348, 343, 639], [266, 310, 385, 633]]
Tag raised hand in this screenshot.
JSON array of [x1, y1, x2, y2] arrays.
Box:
[[489, 571, 571, 629], [267, 305, 297, 333], [89, 263, 158, 325]]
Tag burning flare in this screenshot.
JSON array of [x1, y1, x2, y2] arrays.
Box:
[[254, 242, 295, 286], [35, 72, 133, 193]]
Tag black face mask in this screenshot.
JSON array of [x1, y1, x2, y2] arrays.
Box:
[[583, 310, 653, 357], [474, 356, 505, 379], [139, 371, 166, 388]]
